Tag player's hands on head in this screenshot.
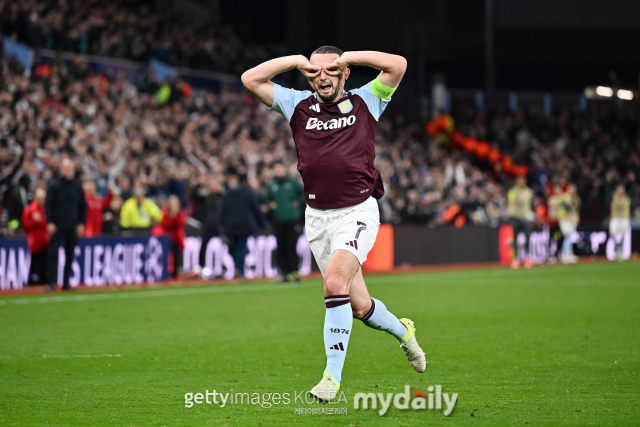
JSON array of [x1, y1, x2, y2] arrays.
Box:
[[324, 56, 349, 77], [296, 56, 321, 79]]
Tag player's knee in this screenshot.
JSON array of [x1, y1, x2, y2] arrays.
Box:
[[324, 273, 348, 296], [352, 306, 369, 319]]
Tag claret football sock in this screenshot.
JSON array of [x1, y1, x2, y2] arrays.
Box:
[[359, 298, 408, 341], [323, 295, 353, 384]]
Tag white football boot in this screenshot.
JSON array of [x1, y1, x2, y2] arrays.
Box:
[[399, 318, 427, 373], [309, 371, 340, 403]]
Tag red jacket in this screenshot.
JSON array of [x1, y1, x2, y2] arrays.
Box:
[[22, 200, 49, 253], [160, 208, 187, 250], [85, 192, 113, 237]]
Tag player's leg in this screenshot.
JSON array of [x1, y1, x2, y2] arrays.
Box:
[[560, 221, 576, 263], [351, 268, 427, 372], [62, 228, 78, 290], [510, 218, 523, 268], [351, 268, 405, 338], [310, 248, 360, 402], [46, 230, 62, 291], [522, 221, 532, 268], [285, 221, 300, 280]]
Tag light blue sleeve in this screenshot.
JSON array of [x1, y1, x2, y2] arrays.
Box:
[[350, 81, 391, 121], [270, 83, 312, 122]]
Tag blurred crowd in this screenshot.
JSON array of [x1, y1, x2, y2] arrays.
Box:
[[451, 103, 640, 224], [0, 0, 276, 73], [2, 52, 639, 247]]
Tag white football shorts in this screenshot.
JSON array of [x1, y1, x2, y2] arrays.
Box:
[[559, 220, 577, 237], [609, 218, 630, 236], [305, 197, 380, 275]]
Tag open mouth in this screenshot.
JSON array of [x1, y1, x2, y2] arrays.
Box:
[[319, 83, 332, 94]]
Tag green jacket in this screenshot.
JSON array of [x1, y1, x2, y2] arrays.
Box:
[[263, 176, 305, 223]]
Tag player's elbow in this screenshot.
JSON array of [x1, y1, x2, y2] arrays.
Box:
[[240, 70, 253, 90], [394, 55, 408, 76], [241, 68, 261, 92]]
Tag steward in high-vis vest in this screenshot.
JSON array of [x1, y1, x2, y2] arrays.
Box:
[[609, 184, 631, 260], [507, 175, 533, 269], [559, 184, 581, 263]]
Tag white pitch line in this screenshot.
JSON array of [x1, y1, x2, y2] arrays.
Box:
[[43, 354, 122, 358], [0, 262, 634, 306]]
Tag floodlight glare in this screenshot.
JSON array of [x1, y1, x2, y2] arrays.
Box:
[[595, 86, 613, 97], [617, 89, 633, 100]]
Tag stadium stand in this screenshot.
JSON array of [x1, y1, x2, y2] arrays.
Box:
[[1, 53, 639, 237], [0, 0, 275, 73], [0, 3, 639, 241]]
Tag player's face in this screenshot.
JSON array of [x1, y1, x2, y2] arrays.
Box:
[[308, 54, 349, 103]]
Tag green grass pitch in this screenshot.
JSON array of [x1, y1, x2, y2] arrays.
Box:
[[1, 261, 639, 426]]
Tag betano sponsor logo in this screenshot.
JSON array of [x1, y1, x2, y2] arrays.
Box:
[[306, 115, 356, 131]]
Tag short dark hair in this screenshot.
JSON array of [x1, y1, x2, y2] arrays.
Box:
[[311, 46, 343, 57]]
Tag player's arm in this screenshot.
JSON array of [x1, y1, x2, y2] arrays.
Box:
[[241, 55, 320, 107], [326, 51, 407, 88]]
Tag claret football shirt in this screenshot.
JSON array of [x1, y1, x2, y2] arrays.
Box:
[[270, 81, 390, 209]]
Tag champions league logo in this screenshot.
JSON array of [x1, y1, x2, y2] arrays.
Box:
[[145, 237, 164, 283]]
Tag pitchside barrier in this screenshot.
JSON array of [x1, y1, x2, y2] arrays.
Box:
[[0, 226, 636, 290], [0, 235, 170, 290]]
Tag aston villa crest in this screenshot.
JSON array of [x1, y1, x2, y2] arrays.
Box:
[[338, 99, 353, 114]]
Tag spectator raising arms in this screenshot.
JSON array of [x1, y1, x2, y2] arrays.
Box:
[[83, 180, 114, 237]]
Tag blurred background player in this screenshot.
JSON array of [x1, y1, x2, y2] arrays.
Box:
[[546, 186, 563, 263], [609, 184, 631, 261], [262, 161, 305, 282], [559, 184, 581, 264], [45, 158, 87, 291], [22, 187, 49, 285], [220, 169, 266, 278], [507, 175, 533, 269], [192, 177, 224, 276]]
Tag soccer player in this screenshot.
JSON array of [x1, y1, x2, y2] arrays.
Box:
[[609, 184, 631, 261], [507, 175, 533, 269], [242, 46, 426, 402], [546, 186, 562, 263], [559, 184, 581, 264]]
